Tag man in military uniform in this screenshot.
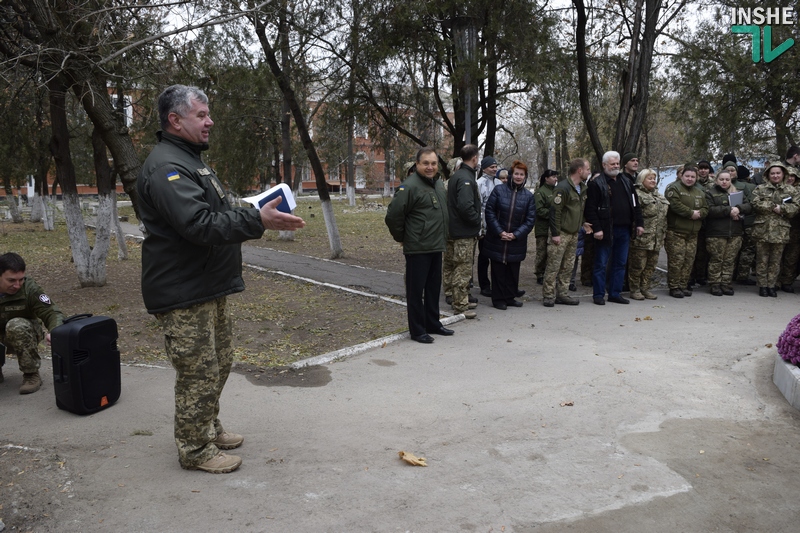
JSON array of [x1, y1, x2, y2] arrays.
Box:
[[542, 159, 590, 307], [0, 253, 64, 394], [138, 85, 305, 474], [442, 144, 482, 319]]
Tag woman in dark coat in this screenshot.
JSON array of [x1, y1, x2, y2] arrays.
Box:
[[484, 160, 536, 309]]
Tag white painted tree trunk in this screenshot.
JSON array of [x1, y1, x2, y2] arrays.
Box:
[[62, 192, 110, 287], [346, 184, 356, 207], [30, 195, 43, 222], [321, 198, 343, 258], [42, 197, 55, 231], [111, 193, 128, 260], [5, 196, 22, 223]]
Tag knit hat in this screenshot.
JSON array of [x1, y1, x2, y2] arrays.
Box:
[[736, 165, 751, 181], [480, 156, 497, 170], [621, 152, 638, 168], [721, 153, 737, 167], [722, 160, 738, 172]]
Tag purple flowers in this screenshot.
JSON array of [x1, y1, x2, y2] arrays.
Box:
[[777, 314, 800, 365]]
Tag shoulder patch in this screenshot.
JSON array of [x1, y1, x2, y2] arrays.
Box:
[[166, 171, 180, 181], [553, 195, 562, 204], [667, 189, 676, 197], [39, 294, 52, 305], [197, 168, 211, 176]]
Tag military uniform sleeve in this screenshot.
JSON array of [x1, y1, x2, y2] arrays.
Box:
[[25, 280, 64, 331], [385, 184, 410, 243], [142, 164, 264, 246], [782, 185, 800, 219], [550, 187, 565, 237]]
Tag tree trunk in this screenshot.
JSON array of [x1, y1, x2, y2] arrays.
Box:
[[2, 177, 22, 223], [346, 117, 356, 206], [573, 0, 607, 163], [254, 14, 343, 258], [49, 77, 100, 287], [30, 195, 43, 223]]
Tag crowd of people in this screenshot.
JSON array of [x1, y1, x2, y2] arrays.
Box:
[[386, 145, 800, 342]]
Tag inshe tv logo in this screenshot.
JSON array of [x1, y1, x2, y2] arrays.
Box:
[[731, 7, 795, 63]]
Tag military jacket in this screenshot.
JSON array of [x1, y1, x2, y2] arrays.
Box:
[[0, 277, 64, 334], [137, 131, 266, 314], [631, 185, 669, 251], [385, 171, 449, 254], [549, 178, 585, 236], [533, 183, 556, 237], [446, 163, 482, 239], [665, 181, 708, 235], [751, 182, 800, 244], [704, 184, 752, 239]]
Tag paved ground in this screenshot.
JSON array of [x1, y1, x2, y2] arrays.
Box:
[[3, 224, 800, 532]]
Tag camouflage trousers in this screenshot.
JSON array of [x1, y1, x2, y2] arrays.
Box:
[[628, 248, 659, 293], [665, 230, 698, 290], [534, 235, 549, 278], [735, 227, 756, 281], [542, 232, 578, 299], [779, 241, 800, 285], [442, 238, 476, 312], [156, 297, 233, 468], [1, 318, 45, 373], [706, 236, 742, 285], [756, 242, 785, 288]]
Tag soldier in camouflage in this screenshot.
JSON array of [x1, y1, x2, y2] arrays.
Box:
[[731, 162, 758, 284], [751, 161, 800, 296], [628, 169, 669, 300], [0, 253, 64, 394], [138, 85, 305, 474], [704, 170, 751, 296], [542, 159, 589, 307], [777, 166, 800, 292], [533, 170, 558, 284], [665, 164, 708, 298]]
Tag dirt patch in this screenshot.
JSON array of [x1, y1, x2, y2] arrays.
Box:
[[233, 363, 332, 387]]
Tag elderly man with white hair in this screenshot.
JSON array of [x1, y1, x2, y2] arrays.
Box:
[[583, 151, 644, 305]]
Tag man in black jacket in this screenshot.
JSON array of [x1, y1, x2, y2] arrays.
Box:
[[584, 151, 644, 305], [138, 85, 305, 474]]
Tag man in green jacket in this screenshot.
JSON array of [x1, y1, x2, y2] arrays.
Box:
[[542, 159, 589, 307], [138, 85, 305, 474], [385, 147, 452, 344], [0, 253, 64, 394]]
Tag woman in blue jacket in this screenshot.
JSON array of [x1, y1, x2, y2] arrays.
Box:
[[484, 160, 537, 309]]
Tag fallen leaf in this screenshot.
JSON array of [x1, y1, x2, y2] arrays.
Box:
[[381, 342, 386, 348], [616, 369, 625, 374], [765, 343, 773, 348], [191, 490, 200, 493], [635, 317, 641, 322], [507, 339, 512, 343], [643, 316, 652, 321], [398, 451, 427, 467], [694, 315, 700, 318], [763, 458, 770, 461], [618, 474, 624, 479], [560, 401, 574, 407], [699, 450, 705, 454]]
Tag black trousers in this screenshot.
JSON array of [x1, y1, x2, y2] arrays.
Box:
[[405, 252, 444, 337], [477, 238, 491, 291], [490, 260, 521, 304]]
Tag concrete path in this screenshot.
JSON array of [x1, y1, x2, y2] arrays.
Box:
[[2, 222, 800, 532]]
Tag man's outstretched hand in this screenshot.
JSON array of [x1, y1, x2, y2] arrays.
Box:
[[259, 197, 306, 231]]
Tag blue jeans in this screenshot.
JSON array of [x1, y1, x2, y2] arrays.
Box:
[[593, 226, 631, 299]]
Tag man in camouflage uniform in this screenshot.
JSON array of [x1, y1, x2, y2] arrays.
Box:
[[0, 253, 64, 394], [778, 166, 800, 292], [443, 144, 482, 319], [665, 164, 708, 297], [138, 85, 305, 474], [542, 158, 589, 307]]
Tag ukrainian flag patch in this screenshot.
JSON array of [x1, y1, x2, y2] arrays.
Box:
[[167, 171, 180, 181]]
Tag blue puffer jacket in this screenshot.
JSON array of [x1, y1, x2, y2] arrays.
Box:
[[484, 180, 536, 263]]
